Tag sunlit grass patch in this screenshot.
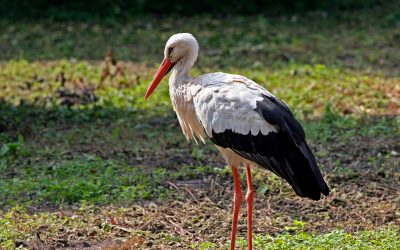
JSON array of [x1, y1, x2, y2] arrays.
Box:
[[0, 60, 397, 125], [194, 227, 400, 250]]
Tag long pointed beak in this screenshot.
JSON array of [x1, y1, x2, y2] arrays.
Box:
[[144, 58, 173, 100]]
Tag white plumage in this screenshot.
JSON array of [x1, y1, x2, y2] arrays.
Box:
[[192, 73, 280, 137], [168, 71, 280, 157]]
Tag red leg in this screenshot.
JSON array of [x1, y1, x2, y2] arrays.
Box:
[[230, 165, 242, 250], [245, 164, 255, 250]]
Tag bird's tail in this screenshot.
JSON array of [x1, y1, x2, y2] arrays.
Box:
[[283, 142, 330, 200]]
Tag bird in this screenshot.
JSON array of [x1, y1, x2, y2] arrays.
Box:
[[144, 33, 329, 250]]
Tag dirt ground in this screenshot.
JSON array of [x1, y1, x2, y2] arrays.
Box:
[[21, 135, 399, 249]]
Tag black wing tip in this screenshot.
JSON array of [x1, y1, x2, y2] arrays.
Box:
[[320, 185, 330, 199], [297, 183, 330, 201], [295, 142, 330, 200], [322, 184, 330, 196]]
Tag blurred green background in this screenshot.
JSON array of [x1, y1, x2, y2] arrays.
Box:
[[0, 0, 388, 19], [0, 1, 399, 249]]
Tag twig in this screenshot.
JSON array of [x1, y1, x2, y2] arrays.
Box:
[[166, 181, 181, 192], [113, 226, 134, 234], [183, 187, 199, 203], [165, 218, 188, 236]]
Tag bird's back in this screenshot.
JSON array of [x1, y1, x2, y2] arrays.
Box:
[[191, 72, 330, 200]]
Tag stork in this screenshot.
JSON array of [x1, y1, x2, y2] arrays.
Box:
[[144, 33, 329, 250]]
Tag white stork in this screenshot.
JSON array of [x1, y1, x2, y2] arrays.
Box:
[[144, 33, 329, 250]]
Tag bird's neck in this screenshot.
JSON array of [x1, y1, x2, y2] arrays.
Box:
[[168, 59, 193, 90], [169, 54, 197, 87], [167, 62, 206, 144], [169, 69, 191, 87], [168, 68, 193, 110], [169, 70, 192, 107]]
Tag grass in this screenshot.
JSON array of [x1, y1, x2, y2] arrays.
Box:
[[0, 4, 399, 249], [253, 229, 400, 250], [194, 227, 400, 249], [0, 61, 397, 121], [0, 3, 399, 71], [0, 152, 219, 206], [2, 204, 398, 250]]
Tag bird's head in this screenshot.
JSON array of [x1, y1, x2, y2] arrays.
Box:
[[164, 33, 199, 65], [144, 33, 199, 99]]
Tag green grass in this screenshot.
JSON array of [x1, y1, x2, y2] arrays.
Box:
[[0, 4, 399, 71], [0, 61, 398, 122], [0, 113, 397, 207], [0, 59, 398, 208], [0, 152, 219, 206], [195, 228, 400, 249]]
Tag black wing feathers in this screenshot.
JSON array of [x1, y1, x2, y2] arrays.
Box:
[[255, 94, 305, 144], [210, 94, 329, 200]]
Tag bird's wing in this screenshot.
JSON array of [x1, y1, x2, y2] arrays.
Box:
[[192, 73, 329, 200], [191, 73, 278, 137]]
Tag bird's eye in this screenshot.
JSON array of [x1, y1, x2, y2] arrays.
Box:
[[168, 47, 174, 56]]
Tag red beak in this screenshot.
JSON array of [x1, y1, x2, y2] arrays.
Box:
[[144, 58, 173, 99]]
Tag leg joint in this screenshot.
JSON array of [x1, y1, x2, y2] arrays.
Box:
[[245, 188, 254, 202]]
